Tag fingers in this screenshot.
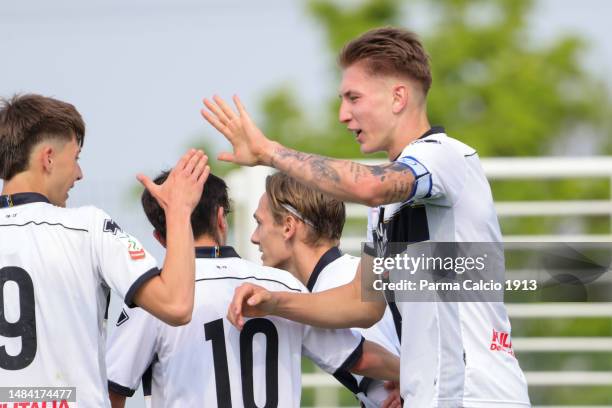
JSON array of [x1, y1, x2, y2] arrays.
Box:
[[183, 150, 205, 175], [217, 152, 236, 163], [232, 94, 249, 120], [175, 148, 197, 172], [228, 285, 250, 329], [198, 165, 211, 184], [213, 95, 238, 123], [384, 381, 398, 390], [136, 174, 156, 193], [203, 98, 231, 125]]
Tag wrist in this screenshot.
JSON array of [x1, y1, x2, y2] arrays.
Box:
[[164, 205, 193, 221], [261, 140, 281, 167]]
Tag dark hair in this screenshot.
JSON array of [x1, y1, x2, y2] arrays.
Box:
[[265, 172, 345, 245], [141, 171, 231, 240], [338, 27, 432, 94], [0, 94, 85, 180]]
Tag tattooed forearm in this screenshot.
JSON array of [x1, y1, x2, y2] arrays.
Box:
[[310, 157, 341, 183], [269, 144, 414, 205], [384, 179, 413, 203], [350, 161, 369, 183], [274, 146, 310, 163]]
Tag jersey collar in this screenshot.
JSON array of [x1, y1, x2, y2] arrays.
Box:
[[391, 126, 446, 162], [0, 192, 50, 208], [195, 246, 240, 259], [306, 246, 342, 292], [420, 125, 445, 139]]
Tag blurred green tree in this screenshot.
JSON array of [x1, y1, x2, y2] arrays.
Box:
[[259, 0, 612, 238]]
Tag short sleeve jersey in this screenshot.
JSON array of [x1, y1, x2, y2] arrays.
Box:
[[367, 128, 531, 407], [106, 246, 364, 408], [306, 247, 400, 408], [0, 193, 160, 408]]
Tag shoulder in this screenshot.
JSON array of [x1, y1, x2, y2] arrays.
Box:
[[196, 258, 306, 293], [325, 254, 360, 273], [402, 133, 476, 158], [254, 264, 306, 293]]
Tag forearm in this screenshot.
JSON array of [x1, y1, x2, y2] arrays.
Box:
[[108, 391, 126, 408], [273, 282, 385, 329], [264, 142, 414, 206], [159, 207, 195, 309], [134, 207, 195, 325], [350, 340, 400, 382]]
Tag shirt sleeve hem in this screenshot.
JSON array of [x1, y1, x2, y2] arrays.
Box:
[[124, 267, 161, 308], [334, 335, 365, 375], [108, 380, 136, 397]]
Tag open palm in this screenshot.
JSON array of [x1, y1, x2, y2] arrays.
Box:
[[201, 95, 272, 167]]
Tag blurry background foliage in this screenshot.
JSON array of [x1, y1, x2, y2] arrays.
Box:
[[192, 0, 612, 405]]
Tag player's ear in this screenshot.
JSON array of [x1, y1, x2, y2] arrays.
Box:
[[39, 143, 55, 173], [283, 215, 297, 241], [391, 83, 409, 114], [153, 230, 167, 248], [217, 206, 228, 244]]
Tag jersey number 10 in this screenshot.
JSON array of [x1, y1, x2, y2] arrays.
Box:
[[204, 318, 279, 408]]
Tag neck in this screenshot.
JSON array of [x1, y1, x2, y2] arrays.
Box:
[[386, 106, 431, 160], [194, 234, 224, 247], [1, 173, 46, 197], [288, 241, 336, 286]]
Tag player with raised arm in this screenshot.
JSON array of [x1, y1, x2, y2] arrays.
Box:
[[106, 171, 400, 408], [252, 171, 401, 408], [201, 27, 530, 407], [0, 94, 209, 407]]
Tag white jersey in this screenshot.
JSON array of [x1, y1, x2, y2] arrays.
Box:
[[0, 193, 160, 408], [106, 246, 364, 408], [367, 128, 531, 407], [307, 248, 400, 407]]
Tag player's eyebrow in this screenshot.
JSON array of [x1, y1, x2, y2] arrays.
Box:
[[338, 90, 360, 99]]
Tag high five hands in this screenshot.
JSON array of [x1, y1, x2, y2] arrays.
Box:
[[201, 95, 275, 167]]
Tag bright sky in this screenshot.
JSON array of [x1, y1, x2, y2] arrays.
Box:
[[1, 1, 611, 406]]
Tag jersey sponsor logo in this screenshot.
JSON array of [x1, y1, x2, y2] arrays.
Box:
[[103, 219, 122, 235], [126, 238, 145, 260], [490, 329, 515, 356], [109, 225, 146, 260], [0, 402, 71, 408], [116, 309, 130, 326]]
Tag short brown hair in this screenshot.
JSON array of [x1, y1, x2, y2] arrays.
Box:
[[265, 172, 345, 246], [0, 94, 85, 180], [338, 27, 432, 94]]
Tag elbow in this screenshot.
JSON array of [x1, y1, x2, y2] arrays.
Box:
[[353, 303, 385, 329], [358, 181, 389, 207], [164, 301, 194, 326]]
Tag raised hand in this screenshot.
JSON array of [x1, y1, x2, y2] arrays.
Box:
[[201, 95, 275, 167], [137, 149, 210, 213], [227, 283, 279, 330]]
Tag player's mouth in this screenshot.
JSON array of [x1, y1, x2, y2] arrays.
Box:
[[350, 129, 363, 142]]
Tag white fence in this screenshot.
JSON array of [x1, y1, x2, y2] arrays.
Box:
[[226, 157, 612, 407]]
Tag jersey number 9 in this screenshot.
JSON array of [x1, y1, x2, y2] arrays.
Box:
[[0, 266, 37, 370]]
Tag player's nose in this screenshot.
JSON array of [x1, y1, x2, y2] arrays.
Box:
[[338, 100, 352, 123], [76, 164, 83, 181], [250, 231, 259, 246]]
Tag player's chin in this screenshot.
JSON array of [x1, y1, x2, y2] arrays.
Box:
[[359, 143, 376, 154]]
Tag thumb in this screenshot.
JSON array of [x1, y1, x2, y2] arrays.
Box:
[[217, 152, 237, 163], [247, 293, 263, 306], [136, 174, 156, 192]]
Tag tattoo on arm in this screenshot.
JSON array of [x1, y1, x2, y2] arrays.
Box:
[[310, 157, 341, 183], [272, 145, 414, 204]]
